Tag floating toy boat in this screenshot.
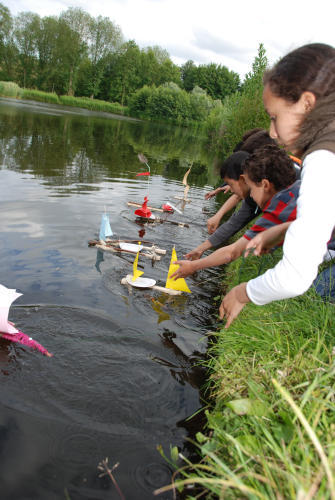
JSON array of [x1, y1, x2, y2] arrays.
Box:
[[99, 212, 113, 242], [174, 167, 191, 202], [91, 212, 166, 261], [134, 196, 154, 219], [127, 201, 164, 213], [121, 246, 191, 295], [89, 238, 166, 261], [0, 285, 52, 357]]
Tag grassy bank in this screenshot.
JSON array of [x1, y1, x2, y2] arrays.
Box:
[[157, 253, 335, 499], [0, 82, 129, 117]]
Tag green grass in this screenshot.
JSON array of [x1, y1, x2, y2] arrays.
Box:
[[156, 254, 335, 499]]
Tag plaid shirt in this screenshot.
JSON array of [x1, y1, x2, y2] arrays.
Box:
[[243, 180, 301, 242]]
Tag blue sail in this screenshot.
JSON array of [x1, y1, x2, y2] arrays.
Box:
[[99, 213, 113, 241]]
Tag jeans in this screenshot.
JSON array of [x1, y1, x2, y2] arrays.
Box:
[[313, 263, 335, 301]]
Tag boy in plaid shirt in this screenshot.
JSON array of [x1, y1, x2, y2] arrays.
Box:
[[170, 145, 300, 280]]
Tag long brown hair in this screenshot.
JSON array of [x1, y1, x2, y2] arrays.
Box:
[[264, 44, 335, 155], [263, 43, 335, 102]]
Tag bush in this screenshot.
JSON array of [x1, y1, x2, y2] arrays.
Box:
[[128, 82, 219, 125], [128, 85, 153, 118]]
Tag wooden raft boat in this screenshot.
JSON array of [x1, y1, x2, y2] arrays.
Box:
[[120, 276, 182, 296], [88, 239, 166, 261]]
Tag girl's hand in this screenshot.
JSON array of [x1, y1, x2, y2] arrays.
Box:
[[170, 260, 195, 280], [219, 283, 250, 328]]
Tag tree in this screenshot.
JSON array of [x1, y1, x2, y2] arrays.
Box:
[[156, 59, 181, 87], [181, 60, 198, 91], [204, 43, 269, 156], [13, 12, 40, 88], [145, 45, 170, 64], [241, 42, 268, 93], [0, 3, 16, 80], [86, 15, 123, 98], [34, 15, 59, 90], [58, 8, 89, 95], [107, 40, 142, 105], [181, 61, 240, 100]]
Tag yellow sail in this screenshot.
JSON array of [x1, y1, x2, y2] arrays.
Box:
[[165, 247, 191, 293], [132, 244, 144, 281]]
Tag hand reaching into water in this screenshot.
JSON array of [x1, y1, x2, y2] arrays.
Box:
[[207, 214, 221, 234], [184, 248, 204, 260], [219, 283, 250, 328], [184, 241, 212, 261], [169, 260, 195, 280], [204, 185, 231, 200], [244, 222, 292, 257]]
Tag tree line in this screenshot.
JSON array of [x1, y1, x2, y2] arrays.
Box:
[[0, 3, 240, 105]]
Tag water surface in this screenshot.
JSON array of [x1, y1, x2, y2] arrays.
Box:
[[0, 98, 221, 499]]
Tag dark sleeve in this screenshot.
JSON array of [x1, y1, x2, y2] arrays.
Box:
[[208, 199, 259, 247]]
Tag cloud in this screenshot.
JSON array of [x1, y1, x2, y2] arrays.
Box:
[[156, 42, 209, 65], [193, 28, 253, 62]]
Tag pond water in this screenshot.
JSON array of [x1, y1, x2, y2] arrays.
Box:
[[0, 98, 222, 499]]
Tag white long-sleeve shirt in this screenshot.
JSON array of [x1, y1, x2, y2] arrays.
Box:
[[246, 149, 335, 305]]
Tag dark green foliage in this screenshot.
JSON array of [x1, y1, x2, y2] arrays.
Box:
[[205, 43, 270, 157], [181, 60, 240, 100], [128, 82, 221, 125]]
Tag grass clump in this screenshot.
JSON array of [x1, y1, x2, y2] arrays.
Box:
[[22, 89, 60, 104], [157, 254, 335, 499], [58, 95, 128, 115], [0, 81, 23, 98]]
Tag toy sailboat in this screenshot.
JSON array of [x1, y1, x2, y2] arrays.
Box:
[[174, 167, 191, 202], [165, 246, 191, 293], [134, 196, 154, 219], [131, 243, 144, 281], [125, 243, 156, 288], [135, 154, 154, 220], [99, 212, 113, 242], [121, 246, 191, 295], [0, 284, 52, 357], [90, 214, 167, 261]]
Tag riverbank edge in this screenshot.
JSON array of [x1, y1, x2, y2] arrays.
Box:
[[0, 84, 136, 119], [0, 84, 204, 128], [158, 253, 335, 498]]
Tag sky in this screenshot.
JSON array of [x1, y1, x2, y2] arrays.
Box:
[[4, 0, 335, 79]]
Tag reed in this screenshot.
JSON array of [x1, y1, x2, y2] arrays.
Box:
[[58, 95, 128, 115], [22, 89, 60, 104], [0, 81, 23, 98]]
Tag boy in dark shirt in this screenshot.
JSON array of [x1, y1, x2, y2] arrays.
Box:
[[170, 145, 300, 280]]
